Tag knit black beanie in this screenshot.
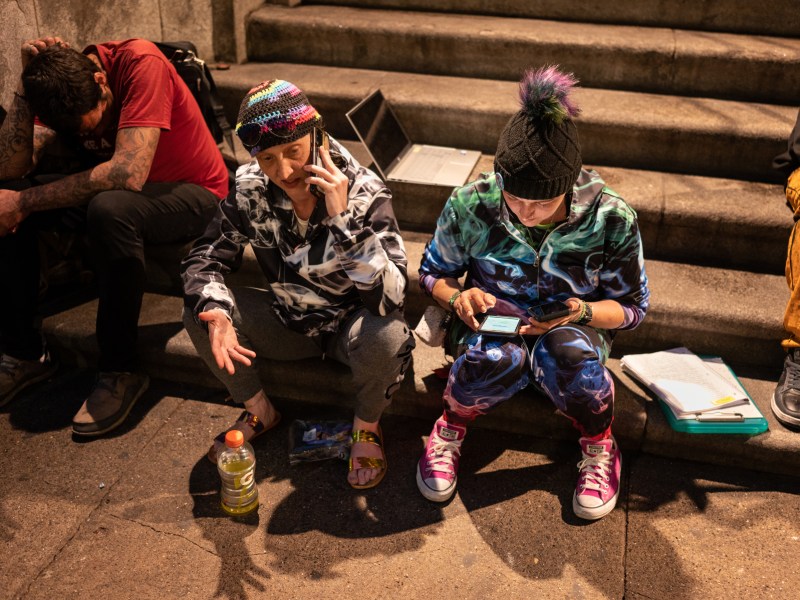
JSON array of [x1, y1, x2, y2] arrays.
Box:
[[494, 66, 582, 200]]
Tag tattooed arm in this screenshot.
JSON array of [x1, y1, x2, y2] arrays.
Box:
[[0, 84, 40, 180], [0, 89, 59, 180], [0, 126, 160, 234], [0, 37, 69, 180]]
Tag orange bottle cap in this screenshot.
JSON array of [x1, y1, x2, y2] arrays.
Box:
[[225, 429, 244, 448]]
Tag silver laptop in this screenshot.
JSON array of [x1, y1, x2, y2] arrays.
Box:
[[346, 89, 481, 187]]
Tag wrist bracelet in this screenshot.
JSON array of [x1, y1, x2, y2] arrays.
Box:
[[571, 300, 585, 323], [576, 301, 593, 326], [448, 290, 462, 310]]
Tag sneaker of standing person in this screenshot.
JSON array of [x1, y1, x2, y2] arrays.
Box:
[[416, 415, 467, 502], [0, 351, 58, 408], [772, 348, 800, 428], [573, 436, 621, 520], [72, 372, 150, 436]]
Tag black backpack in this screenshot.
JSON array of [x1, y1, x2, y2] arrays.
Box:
[[153, 41, 235, 165]]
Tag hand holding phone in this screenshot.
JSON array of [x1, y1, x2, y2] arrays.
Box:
[[308, 128, 349, 212], [309, 129, 328, 200], [528, 300, 571, 322]]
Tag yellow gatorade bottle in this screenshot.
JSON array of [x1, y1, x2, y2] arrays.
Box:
[[217, 429, 259, 516]]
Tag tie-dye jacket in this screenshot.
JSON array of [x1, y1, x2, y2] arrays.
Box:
[[419, 168, 650, 331], [182, 138, 408, 336]]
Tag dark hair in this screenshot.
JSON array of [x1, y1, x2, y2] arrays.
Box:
[[21, 45, 102, 134]]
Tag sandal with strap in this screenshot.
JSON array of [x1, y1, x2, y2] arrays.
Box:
[[348, 427, 387, 490], [207, 409, 282, 463]]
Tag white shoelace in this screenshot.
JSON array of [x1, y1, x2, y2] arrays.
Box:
[[427, 431, 463, 475], [577, 450, 612, 493]]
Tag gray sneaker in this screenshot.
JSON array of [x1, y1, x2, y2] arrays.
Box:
[[72, 372, 150, 436], [772, 349, 800, 428], [0, 352, 59, 408]]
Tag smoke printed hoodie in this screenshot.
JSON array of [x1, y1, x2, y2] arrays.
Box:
[[182, 138, 408, 336]]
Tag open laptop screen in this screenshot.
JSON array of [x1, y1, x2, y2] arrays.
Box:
[[346, 90, 411, 178]]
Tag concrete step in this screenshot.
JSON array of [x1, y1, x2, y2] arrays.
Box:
[[144, 235, 788, 371], [337, 146, 790, 275], [212, 63, 796, 183], [308, 0, 798, 38], [249, 5, 800, 105], [40, 292, 800, 478]]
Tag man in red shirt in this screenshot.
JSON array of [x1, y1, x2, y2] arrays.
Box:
[[0, 37, 228, 436]]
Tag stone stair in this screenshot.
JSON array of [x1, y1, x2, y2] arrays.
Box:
[[308, 0, 798, 38], [249, 5, 800, 104], [215, 63, 795, 183], [39, 2, 800, 474]]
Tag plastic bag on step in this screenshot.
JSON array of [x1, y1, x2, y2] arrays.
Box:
[[288, 419, 352, 465]]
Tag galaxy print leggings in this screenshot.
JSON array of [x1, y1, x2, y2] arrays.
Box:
[[443, 323, 615, 438]]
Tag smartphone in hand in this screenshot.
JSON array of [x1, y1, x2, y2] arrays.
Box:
[[528, 300, 571, 322], [309, 128, 328, 200], [477, 314, 522, 336], [309, 128, 347, 200]]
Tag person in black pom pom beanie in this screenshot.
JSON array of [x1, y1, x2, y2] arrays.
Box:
[[416, 66, 651, 520]]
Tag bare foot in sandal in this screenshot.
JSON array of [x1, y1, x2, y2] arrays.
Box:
[[348, 416, 386, 488], [208, 389, 281, 463]]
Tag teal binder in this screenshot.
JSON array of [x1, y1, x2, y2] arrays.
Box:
[[657, 358, 768, 435]]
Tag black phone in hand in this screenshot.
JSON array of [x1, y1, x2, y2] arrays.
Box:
[[309, 128, 327, 200], [310, 128, 347, 200], [528, 300, 571, 322]]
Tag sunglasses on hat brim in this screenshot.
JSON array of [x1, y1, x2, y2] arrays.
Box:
[[236, 120, 298, 150]]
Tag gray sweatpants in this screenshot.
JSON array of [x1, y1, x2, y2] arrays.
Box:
[[183, 286, 415, 422]]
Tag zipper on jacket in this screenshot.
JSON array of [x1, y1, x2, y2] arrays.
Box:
[[533, 220, 568, 268]]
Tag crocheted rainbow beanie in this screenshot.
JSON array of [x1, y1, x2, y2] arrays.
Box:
[[235, 79, 323, 155]]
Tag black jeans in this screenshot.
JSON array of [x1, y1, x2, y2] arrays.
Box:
[[0, 175, 218, 371]]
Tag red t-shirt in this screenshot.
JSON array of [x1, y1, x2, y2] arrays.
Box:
[[78, 39, 228, 199]]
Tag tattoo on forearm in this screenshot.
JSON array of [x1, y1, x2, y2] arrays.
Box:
[[19, 170, 95, 214], [0, 93, 35, 177], [16, 126, 160, 214]]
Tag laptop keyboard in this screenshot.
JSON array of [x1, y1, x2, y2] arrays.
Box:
[[393, 147, 451, 180]]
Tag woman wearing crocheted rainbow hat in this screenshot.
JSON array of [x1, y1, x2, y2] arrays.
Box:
[[182, 80, 414, 490], [416, 66, 650, 519]]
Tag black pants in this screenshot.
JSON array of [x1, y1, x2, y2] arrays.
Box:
[[0, 175, 218, 371]]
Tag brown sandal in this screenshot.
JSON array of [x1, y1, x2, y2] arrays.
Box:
[[348, 427, 387, 489], [207, 409, 281, 463]]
